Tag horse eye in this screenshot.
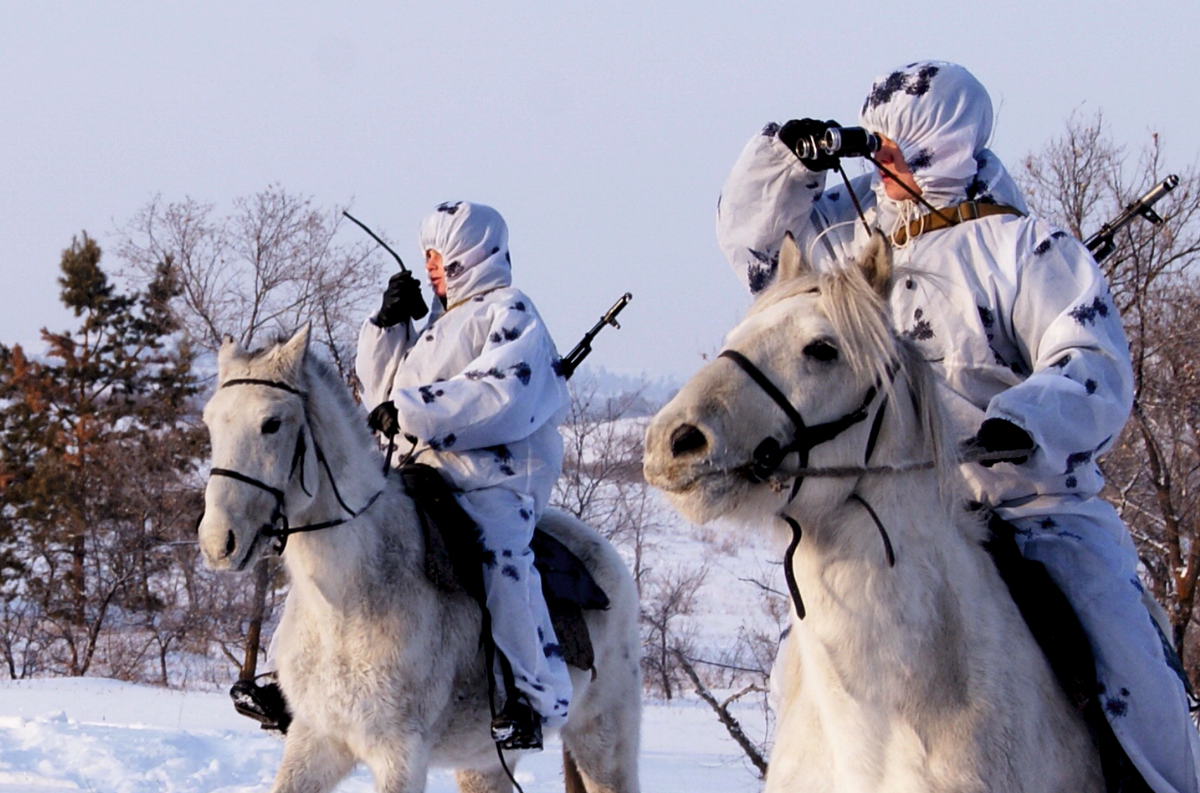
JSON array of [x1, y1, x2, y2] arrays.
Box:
[[262, 417, 282, 434], [803, 340, 838, 362]]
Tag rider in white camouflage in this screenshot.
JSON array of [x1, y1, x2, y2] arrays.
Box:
[[716, 60, 1199, 793], [357, 201, 571, 751]]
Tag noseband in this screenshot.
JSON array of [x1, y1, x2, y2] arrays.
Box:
[[205, 377, 382, 554], [718, 349, 896, 619], [718, 350, 889, 497]]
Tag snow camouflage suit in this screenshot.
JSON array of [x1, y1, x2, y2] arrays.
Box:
[[356, 201, 573, 729], [716, 61, 1200, 793]]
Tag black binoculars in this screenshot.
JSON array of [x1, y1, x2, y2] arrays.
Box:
[[794, 125, 881, 162]]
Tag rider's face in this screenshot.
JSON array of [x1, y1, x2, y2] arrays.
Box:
[[425, 249, 446, 298], [875, 135, 923, 202]]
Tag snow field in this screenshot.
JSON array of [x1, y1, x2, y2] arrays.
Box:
[[0, 679, 768, 791]]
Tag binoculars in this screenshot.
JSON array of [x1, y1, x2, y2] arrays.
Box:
[[794, 125, 881, 162]]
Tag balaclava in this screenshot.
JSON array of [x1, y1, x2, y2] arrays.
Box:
[[418, 201, 512, 307]]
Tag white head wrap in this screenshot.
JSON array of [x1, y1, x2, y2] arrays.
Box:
[[858, 61, 1027, 233], [418, 201, 512, 306]]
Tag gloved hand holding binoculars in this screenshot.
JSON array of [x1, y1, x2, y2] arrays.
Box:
[[778, 118, 881, 171]]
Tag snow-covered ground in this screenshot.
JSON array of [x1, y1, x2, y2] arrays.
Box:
[[0, 408, 790, 792], [0, 678, 767, 792]]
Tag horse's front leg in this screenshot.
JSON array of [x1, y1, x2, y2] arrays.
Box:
[[455, 767, 515, 793], [360, 734, 431, 793], [270, 721, 357, 793]]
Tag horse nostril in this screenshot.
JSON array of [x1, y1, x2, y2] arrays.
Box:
[[670, 424, 708, 457], [224, 530, 236, 558]]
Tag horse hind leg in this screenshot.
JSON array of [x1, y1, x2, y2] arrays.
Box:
[[560, 706, 641, 793]]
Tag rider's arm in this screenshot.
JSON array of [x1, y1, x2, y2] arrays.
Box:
[[717, 124, 868, 293], [356, 317, 417, 414], [985, 222, 1134, 489]]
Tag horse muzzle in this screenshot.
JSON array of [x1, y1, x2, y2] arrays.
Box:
[[197, 509, 264, 572]]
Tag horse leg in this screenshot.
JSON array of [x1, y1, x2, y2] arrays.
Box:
[[269, 723, 356, 793], [360, 736, 430, 793], [560, 705, 641, 793], [455, 766, 514, 793]]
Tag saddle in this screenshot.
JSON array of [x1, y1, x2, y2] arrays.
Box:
[[985, 514, 1152, 793], [399, 463, 609, 672]]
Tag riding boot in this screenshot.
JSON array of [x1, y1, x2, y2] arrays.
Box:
[[230, 673, 293, 734], [490, 695, 543, 751]]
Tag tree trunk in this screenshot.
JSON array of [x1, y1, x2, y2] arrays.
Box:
[[239, 558, 271, 681]]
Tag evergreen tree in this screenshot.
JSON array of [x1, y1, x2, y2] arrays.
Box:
[[0, 234, 204, 676]]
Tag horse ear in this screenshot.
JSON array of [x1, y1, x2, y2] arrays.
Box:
[[275, 323, 311, 381], [777, 232, 810, 282], [858, 230, 893, 296], [217, 334, 244, 372]]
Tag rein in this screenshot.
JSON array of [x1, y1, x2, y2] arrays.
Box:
[[206, 377, 384, 554], [717, 348, 898, 620]]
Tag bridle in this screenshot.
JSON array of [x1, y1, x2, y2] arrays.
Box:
[[717, 349, 897, 619], [204, 377, 383, 555], [718, 350, 893, 497]]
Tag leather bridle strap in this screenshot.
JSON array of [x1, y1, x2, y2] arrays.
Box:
[[718, 349, 879, 496], [719, 350, 806, 431], [221, 377, 307, 397], [205, 376, 382, 553], [718, 349, 898, 621]]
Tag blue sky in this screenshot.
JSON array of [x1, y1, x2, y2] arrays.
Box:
[[2, 1, 1196, 379]]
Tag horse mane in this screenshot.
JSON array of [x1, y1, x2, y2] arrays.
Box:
[[298, 349, 379, 457], [751, 266, 963, 506]]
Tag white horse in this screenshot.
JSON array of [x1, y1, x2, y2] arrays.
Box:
[[643, 235, 1102, 793], [198, 326, 641, 793]]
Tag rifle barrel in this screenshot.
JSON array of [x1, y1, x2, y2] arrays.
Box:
[[1084, 174, 1179, 262], [560, 293, 633, 379]]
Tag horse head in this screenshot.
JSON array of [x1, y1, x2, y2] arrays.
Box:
[[198, 325, 320, 570], [645, 231, 921, 527]]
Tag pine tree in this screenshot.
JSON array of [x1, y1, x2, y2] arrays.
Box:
[[0, 234, 204, 676]]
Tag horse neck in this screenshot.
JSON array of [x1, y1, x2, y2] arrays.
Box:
[[283, 367, 394, 600], [785, 371, 980, 689]]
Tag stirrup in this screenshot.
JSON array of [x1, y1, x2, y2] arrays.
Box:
[[490, 698, 543, 751], [230, 673, 292, 734]]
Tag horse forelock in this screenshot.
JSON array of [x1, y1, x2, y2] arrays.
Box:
[[749, 266, 897, 385]]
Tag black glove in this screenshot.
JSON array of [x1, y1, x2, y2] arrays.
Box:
[[778, 118, 841, 172], [375, 271, 428, 328], [966, 418, 1034, 467], [367, 400, 400, 438]]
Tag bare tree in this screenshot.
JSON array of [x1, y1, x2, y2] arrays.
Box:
[[119, 185, 387, 378], [1021, 112, 1200, 682], [640, 562, 708, 700], [118, 186, 389, 681], [551, 377, 666, 595], [674, 648, 770, 779]]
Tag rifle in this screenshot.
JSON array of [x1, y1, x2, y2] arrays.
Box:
[[1085, 175, 1179, 263], [560, 293, 633, 379]]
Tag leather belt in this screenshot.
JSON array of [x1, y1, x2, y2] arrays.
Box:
[[891, 201, 1025, 245]]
